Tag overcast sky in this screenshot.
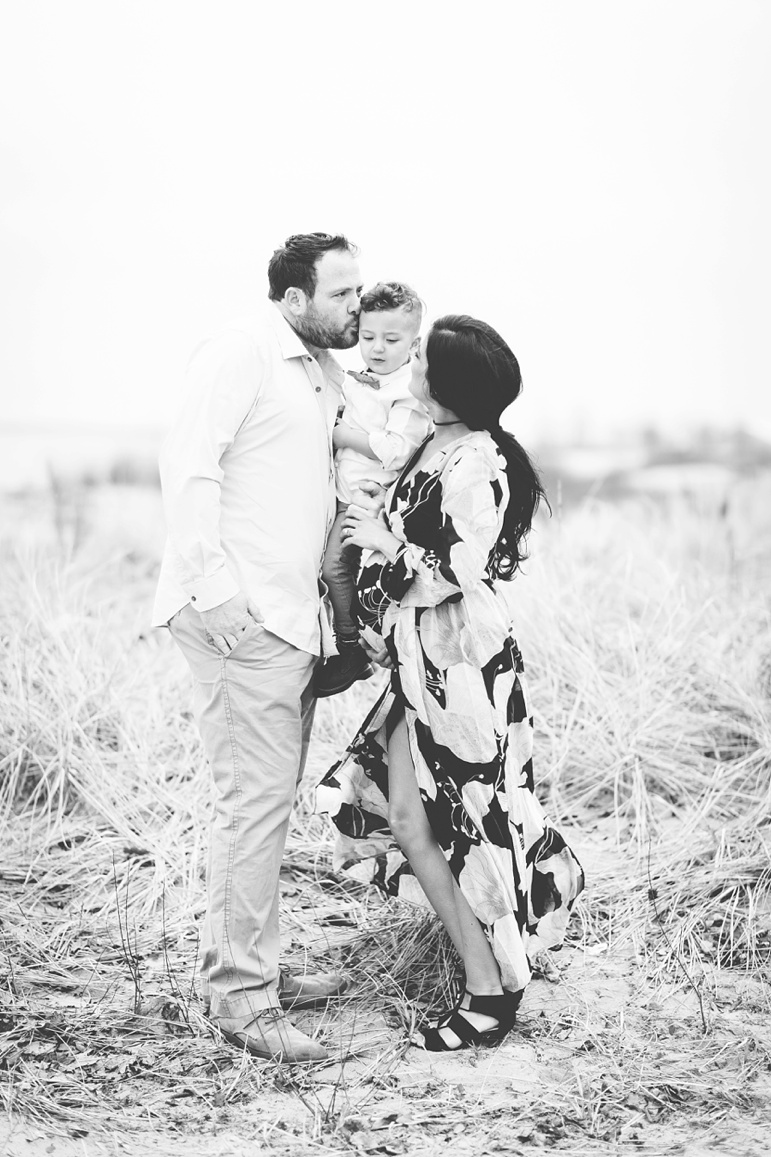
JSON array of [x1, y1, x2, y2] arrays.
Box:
[[1, 0, 769, 444]]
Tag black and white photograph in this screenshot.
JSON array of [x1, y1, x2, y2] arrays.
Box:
[[1, 2, 769, 1155]]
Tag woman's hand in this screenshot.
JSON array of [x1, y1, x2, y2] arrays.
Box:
[[341, 504, 401, 559], [359, 625, 393, 670], [361, 636, 393, 670]]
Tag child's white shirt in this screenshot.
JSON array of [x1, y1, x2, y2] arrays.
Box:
[[335, 361, 432, 503]]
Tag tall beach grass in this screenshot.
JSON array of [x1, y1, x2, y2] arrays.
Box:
[[0, 473, 770, 1148]]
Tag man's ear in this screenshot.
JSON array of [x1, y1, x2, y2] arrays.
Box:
[[283, 287, 308, 317]]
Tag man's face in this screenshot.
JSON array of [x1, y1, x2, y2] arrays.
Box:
[[358, 309, 419, 375], [296, 250, 363, 350]]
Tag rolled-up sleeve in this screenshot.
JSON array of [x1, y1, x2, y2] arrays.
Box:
[[368, 396, 432, 472], [158, 331, 264, 612]]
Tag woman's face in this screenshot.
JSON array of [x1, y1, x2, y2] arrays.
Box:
[[409, 336, 430, 405]]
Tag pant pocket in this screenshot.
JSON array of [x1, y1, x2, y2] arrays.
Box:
[[225, 616, 263, 658]]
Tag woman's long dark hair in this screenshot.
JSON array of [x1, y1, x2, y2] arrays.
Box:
[[425, 314, 546, 579]]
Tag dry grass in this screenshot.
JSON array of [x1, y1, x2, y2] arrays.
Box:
[[1, 475, 770, 1154]]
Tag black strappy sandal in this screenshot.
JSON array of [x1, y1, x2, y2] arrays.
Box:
[[420, 989, 522, 1052]]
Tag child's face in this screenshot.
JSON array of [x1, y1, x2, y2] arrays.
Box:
[[358, 308, 419, 375]]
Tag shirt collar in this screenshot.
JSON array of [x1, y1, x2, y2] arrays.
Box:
[[267, 301, 312, 361], [266, 302, 346, 389], [315, 349, 346, 389], [362, 360, 411, 386]]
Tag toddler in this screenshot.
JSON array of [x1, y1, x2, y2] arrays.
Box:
[[315, 282, 431, 697]]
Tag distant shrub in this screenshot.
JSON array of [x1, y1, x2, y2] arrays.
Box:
[[108, 457, 161, 487]]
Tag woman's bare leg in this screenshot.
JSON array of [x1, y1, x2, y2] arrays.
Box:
[[387, 716, 504, 1039]]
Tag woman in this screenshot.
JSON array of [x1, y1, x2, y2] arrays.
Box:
[[316, 315, 584, 1051]]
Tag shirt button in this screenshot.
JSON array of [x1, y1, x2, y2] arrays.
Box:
[[315, 386, 321, 393], [191, 595, 197, 602]]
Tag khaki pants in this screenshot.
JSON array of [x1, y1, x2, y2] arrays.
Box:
[[169, 605, 316, 1024]]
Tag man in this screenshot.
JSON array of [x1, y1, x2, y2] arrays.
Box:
[[153, 233, 363, 1062]]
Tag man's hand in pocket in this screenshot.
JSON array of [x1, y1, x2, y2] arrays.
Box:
[[199, 592, 263, 655]]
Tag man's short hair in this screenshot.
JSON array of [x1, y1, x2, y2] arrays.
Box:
[[267, 233, 358, 301], [359, 282, 423, 328]]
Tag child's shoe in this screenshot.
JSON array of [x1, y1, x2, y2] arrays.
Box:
[[314, 644, 374, 697]]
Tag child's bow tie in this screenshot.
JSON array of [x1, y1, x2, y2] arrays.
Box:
[[346, 369, 381, 390]]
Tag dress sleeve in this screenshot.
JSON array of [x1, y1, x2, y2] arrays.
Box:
[[380, 444, 505, 606], [367, 396, 433, 472]]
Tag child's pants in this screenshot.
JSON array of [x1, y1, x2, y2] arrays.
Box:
[[321, 501, 363, 639]]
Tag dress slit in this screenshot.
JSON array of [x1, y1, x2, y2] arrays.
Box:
[[316, 431, 584, 993]]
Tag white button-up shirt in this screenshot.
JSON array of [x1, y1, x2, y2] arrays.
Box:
[[153, 303, 342, 656], [335, 361, 432, 503]]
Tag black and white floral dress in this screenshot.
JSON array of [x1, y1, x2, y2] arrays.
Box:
[[316, 431, 584, 994]]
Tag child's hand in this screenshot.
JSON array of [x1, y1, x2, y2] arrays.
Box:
[[353, 479, 387, 516], [333, 422, 380, 462]]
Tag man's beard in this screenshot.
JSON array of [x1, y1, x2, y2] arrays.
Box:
[[294, 305, 359, 350]]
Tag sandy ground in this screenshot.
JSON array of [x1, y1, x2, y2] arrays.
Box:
[[3, 830, 771, 1157], [3, 923, 770, 1157]]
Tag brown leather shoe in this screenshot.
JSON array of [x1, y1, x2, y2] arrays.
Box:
[[218, 1007, 328, 1063], [278, 969, 347, 1011]]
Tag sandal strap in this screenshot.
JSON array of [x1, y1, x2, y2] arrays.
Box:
[[448, 1010, 489, 1045], [425, 1010, 487, 1049], [466, 990, 521, 1022], [465, 992, 508, 1018], [420, 1026, 454, 1051], [421, 988, 523, 1052]]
